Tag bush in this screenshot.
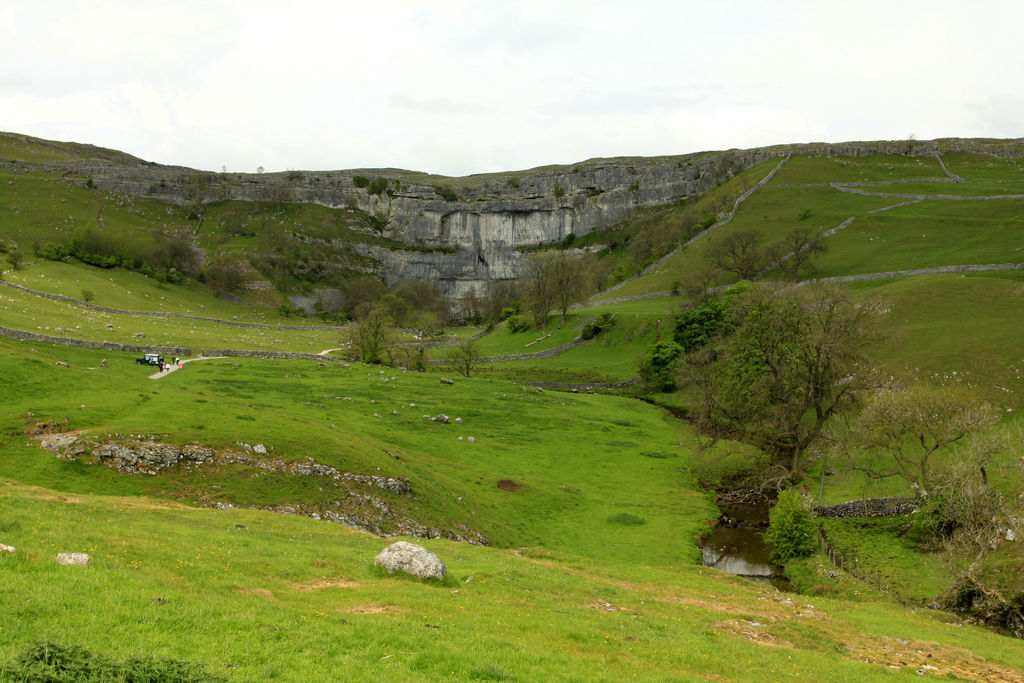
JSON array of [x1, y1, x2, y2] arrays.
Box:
[[506, 315, 531, 333], [0, 640, 227, 683], [34, 240, 70, 261], [581, 312, 617, 340], [433, 185, 458, 202], [639, 340, 683, 392], [765, 489, 816, 564], [673, 299, 726, 352]]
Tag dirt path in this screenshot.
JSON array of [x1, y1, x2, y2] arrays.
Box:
[[148, 356, 227, 380]]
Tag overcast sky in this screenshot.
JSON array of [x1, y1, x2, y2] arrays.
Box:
[[3, 1, 1022, 177]]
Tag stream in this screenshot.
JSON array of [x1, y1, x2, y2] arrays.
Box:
[[700, 500, 792, 591]]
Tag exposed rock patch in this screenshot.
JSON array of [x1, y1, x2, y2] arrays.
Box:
[[33, 431, 486, 545], [37, 433, 411, 494]]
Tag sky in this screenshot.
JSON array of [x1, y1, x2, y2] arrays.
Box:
[[2, 1, 1022, 177]]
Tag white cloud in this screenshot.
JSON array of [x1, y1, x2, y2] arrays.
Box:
[[3, 0, 1023, 175]]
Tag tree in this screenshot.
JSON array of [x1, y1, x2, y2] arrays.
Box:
[[200, 255, 248, 294], [775, 227, 828, 281], [705, 229, 767, 280], [551, 251, 585, 323], [520, 252, 558, 329], [843, 382, 997, 495], [679, 284, 880, 479], [5, 242, 23, 270], [344, 304, 396, 364], [446, 338, 480, 378]]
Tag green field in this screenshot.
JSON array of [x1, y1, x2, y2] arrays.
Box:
[[3, 136, 1024, 680]]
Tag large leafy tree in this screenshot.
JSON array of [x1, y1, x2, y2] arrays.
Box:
[[681, 284, 880, 479]]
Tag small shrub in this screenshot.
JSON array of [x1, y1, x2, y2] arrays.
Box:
[[554, 181, 566, 198], [433, 185, 458, 202], [367, 177, 388, 196], [500, 301, 521, 321], [639, 340, 683, 392], [506, 315, 531, 334], [80, 289, 95, 303], [0, 640, 227, 683], [765, 489, 816, 564], [581, 312, 617, 340]]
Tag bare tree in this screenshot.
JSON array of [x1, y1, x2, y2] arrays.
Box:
[[775, 228, 828, 281], [842, 382, 997, 495], [705, 229, 767, 280], [446, 338, 480, 377], [521, 252, 557, 329]]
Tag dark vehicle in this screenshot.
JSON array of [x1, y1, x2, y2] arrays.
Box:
[[136, 353, 164, 366]]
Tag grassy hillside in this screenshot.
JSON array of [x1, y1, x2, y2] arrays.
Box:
[[3, 135, 1024, 680]]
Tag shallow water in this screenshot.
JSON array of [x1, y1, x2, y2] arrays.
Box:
[[700, 501, 792, 590]]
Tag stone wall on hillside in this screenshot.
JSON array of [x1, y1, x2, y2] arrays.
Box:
[[0, 325, 191, 355], [815, 497, 918, 518]]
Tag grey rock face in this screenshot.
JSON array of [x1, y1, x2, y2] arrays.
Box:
[[55, 552, 91, 566], [374, 541, 447, 580], [52, 137, 1024, 312]]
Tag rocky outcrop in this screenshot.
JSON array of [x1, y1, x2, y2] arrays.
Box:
[[38, 434, 411, 494], [35, 432, 486, 543]]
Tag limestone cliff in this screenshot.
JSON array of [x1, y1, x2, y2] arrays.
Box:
[[15, 134, 1024, 306]]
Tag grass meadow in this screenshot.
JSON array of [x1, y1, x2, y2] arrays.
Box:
[[3, 138, 1024, 679]]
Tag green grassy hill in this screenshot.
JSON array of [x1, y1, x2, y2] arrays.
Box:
[[2, 135, 1024, 680]]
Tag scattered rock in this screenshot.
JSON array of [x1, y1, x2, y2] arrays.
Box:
[[440, 377, 454, 385], [434, 414, 450, 424], [455, 417, 463, 424], [374, 541, 447, 580], [55, 361, 69, 368], [253, 444, 267, 455], [100, 359, 107, 367], [467, 436, 475, 443], [55, 552, 91, 566], [0, 544, 14, 552], [37, 433, 85, 458]]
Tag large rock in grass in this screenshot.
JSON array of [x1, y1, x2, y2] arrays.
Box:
[[374, 541, 446, 580], [55, 552, 91, 566]]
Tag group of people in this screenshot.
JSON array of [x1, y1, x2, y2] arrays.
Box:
[[162, 356, 184, 372]]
